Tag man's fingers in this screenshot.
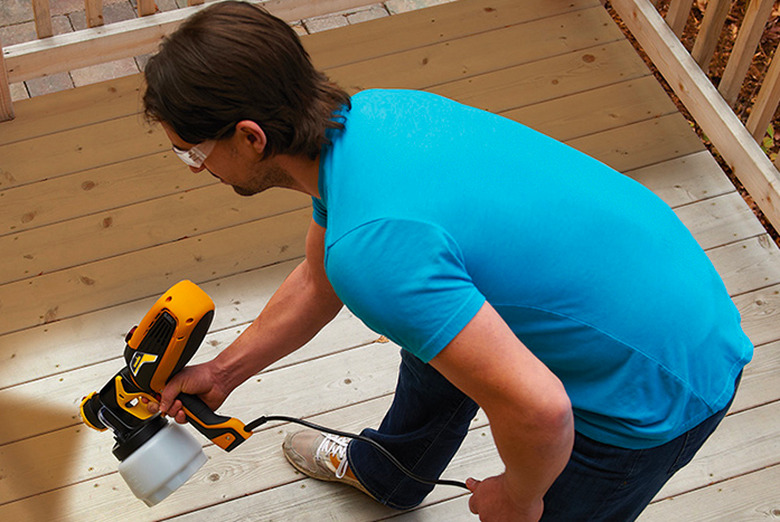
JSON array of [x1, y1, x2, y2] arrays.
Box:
[[159, 375, 184, 415], [162, 398, 182, 417], [159, 392, 175, 414], [466, 478, 480, 515], [162, 399, 189, 425]]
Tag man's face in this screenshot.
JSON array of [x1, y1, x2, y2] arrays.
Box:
[[161, 123, 294, 197]]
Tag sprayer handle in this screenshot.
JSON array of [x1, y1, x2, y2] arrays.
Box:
[[178, 393, 252, 452]]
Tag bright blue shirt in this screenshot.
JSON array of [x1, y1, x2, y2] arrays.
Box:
[[313, 89, 752, 449]]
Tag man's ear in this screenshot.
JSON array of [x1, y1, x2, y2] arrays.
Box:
[[235, 120, 268, 156]]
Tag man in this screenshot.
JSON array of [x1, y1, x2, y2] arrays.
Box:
[[143, 2, 752, 520]]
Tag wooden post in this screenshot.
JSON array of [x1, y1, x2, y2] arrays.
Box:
[[0, 36, 15, 122], [85, 0, 105, 28], [691, 0, 731, 70], [32, 0, 54, 39], [719, 0, 775, 105], [138, 0, 157, 17], [610, 0, 780, 232], [665, 0, 694, 37], [746, 41, 780, 141]]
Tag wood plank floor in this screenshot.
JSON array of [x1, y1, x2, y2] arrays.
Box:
[[0, 0, 778, 520]]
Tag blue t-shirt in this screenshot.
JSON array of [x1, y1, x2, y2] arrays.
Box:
[[313, 89, 752, 449]]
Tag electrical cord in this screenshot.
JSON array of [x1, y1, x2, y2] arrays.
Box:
[[246, 415, 469, 491]]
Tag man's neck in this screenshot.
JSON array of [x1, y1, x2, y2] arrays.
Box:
[[276, 154, 321, 198]]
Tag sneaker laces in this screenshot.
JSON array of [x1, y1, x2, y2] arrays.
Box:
[[316, 433, 352, 479]]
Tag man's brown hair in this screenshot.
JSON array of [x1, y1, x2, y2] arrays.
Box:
[[143, 1, 351, 159]]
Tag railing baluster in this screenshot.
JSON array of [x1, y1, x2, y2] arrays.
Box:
[[0, 37, 15, 122], [85, 0, 105, 28], [719, 0, 775, 105], [611, 0, 780, 232], [746, 40, 780, 140], [691, 0, 732, 70], [665, 0, 694, 37], [31, 0, 54, 39], [138, 0, 157, 17]]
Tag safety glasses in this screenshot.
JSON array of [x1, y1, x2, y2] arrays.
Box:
[[172, 140, 217, 168]]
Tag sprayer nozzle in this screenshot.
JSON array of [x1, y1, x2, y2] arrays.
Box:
[[80, 392, 107, 431]]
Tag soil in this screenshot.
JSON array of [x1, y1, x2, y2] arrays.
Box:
[[603, 0, 780, 246]]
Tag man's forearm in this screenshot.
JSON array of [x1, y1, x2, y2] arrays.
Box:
[[430, 302, 575, 519], [212, 259, 343, 393], [489, 394, 574, 508]]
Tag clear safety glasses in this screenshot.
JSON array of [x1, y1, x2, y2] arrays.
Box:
[[172, 140, 217, 168]]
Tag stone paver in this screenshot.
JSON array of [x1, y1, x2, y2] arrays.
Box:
[[50, 0, 132, 18], [303, 13, 350, 34], [347, 4, 390, 24], [134, 53, 153, 73], [0, 16, 72, 45], [71, 58, 140, 87], [385, 0, 455, 15], [25, 72, 74, 97], [0, 0, 34, 26]]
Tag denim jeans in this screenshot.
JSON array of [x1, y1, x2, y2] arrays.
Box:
[[348, 349, 739, 519]]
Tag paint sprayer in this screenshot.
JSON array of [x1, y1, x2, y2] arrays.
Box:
[[80, 280, 467, 506]]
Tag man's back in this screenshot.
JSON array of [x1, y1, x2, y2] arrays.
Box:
[[314, 89, 752, 449]]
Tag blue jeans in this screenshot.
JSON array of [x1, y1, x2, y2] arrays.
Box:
[[348, 350, 739, 519]]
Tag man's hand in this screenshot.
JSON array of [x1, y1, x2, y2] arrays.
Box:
[[142, 219, 341, 425], [146, 362, 230, 424], [466, 474, 543, 522], [430, 302, 573, 521]]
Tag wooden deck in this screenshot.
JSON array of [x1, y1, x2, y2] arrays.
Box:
[[1, 0, 778, 519]]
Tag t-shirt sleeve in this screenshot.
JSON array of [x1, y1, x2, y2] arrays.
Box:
[[324, 219, 486, 362], [312, 197, 328, 227]]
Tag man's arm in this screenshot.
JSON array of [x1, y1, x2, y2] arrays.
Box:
[[157, 218, 342, 421], [430, 301, 574, 521]]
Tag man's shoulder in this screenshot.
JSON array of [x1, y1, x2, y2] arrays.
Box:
[[348, 88, 457, 115], [325, 218, 462, 276]]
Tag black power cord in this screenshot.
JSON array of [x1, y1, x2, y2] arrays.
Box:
[[246, 415, 469, 491]]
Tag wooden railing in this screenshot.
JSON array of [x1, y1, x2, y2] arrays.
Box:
[[610, 0, 780, 232], [2, 0, 780, 231], [657, 0, 779, 142], [27, 0, 204, 39], [0, 0, 379, 121], [0, 0, 202, 121]]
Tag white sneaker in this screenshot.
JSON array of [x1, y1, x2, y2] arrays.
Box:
[[283, 429, 373, 497]]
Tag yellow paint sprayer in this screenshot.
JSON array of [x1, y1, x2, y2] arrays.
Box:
[[80, 280, 252, 505], [80, 280, 468, 507]]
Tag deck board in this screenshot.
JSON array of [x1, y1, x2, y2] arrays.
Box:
[[638, 464, 780, 521], [0, 0, 778, 520], [0, 208, 311, 336], [507, 76, 679, 141], [307, 0, 596, 70], [0, 188, 308, 285], [0, 74, 144, 146], [0, 114, 169, 190], [0, 153, 209, 237], [328, 8, 626, 93]]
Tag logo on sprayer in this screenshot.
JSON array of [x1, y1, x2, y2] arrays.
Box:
[[130, 352, 159, 376]]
